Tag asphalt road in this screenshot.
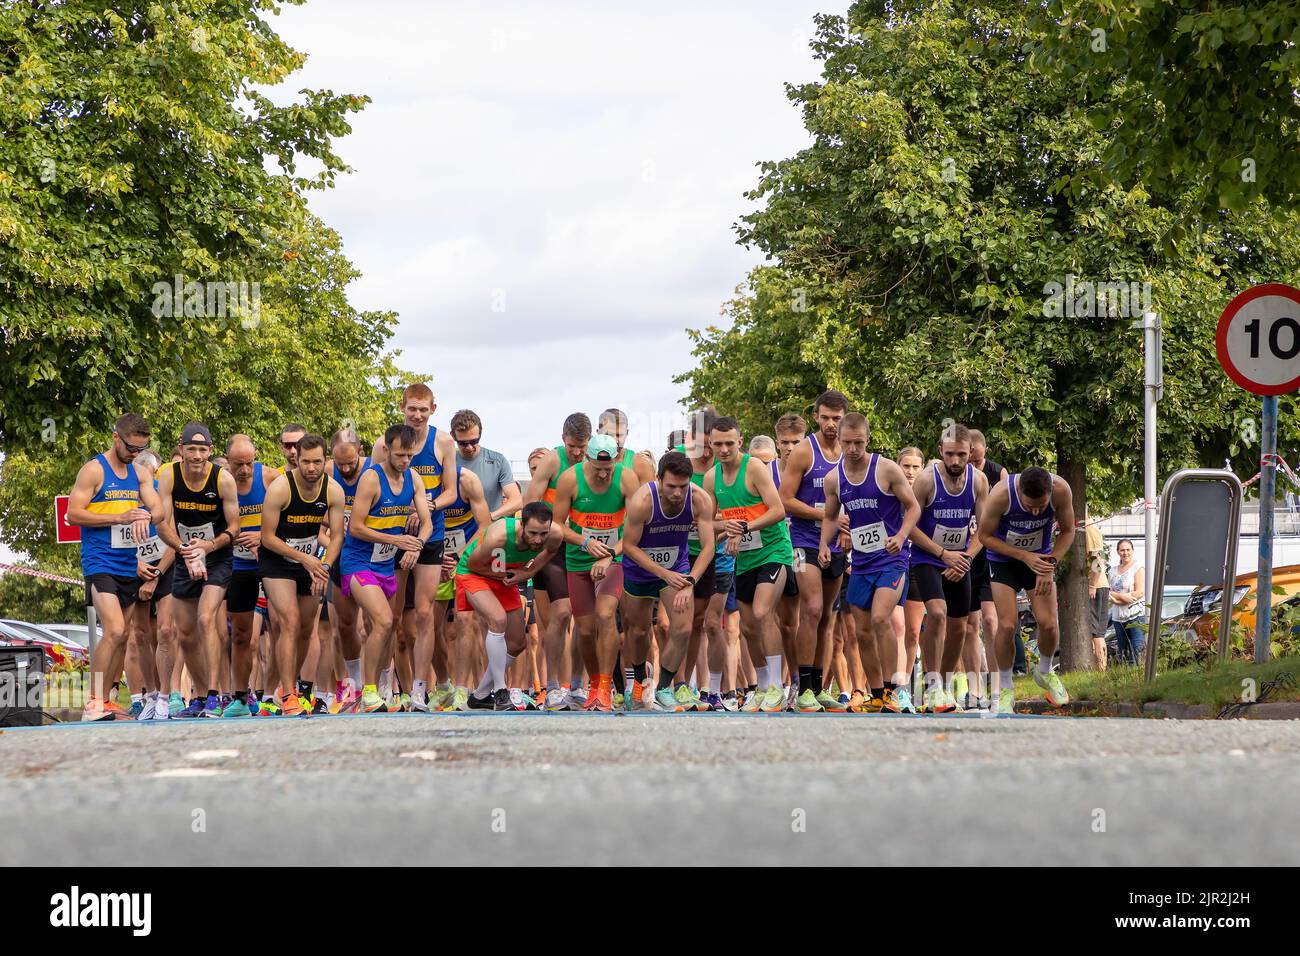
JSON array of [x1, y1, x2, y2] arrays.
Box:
[[3, 712, 1298, 866]]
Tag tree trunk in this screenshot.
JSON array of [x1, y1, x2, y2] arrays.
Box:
[[1056, 446, 1095, 671]]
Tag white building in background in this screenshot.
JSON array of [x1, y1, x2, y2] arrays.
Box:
[[1093, 498, 1300, 575]]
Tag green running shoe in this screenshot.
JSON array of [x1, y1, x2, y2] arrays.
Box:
[[894, 687, 917, 714], [817, 689, 847, 712], [1033, 669, 1070, 706], [168, 691, 185, 716], [221, 697, 251, 719], [653, 687, 684, 712], [759, 685, 785, 713], [997, 687, 1016, 715], [740, 689, 763, 712], [797, 689, 824, 712], [361, 687, 388, 713]]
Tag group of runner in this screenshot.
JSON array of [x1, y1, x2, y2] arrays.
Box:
[[68, 384, 1075, 720]]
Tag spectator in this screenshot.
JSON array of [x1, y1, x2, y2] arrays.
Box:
[[450, 408, 521, 519], [1085, 509, 1109, 670], [1108, 539, 1146, 665]]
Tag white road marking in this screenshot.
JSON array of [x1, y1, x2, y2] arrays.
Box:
[[399, 751, 439, 761], [151, 767, 229, 778], [185, 749, 240, 761]]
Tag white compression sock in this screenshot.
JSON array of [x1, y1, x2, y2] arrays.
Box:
[[1038, 654, 1054, 675], [709, 671, 722, 694], [765, 655, 783, 689], [344, 658, 362, 689], [486, 631, 509, 691]]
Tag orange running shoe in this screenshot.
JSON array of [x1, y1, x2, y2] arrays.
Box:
[[280, 693, 305, 717], [103, 699, 135, 720]]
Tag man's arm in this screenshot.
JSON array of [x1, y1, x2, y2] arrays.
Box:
[[525, 451, 559, 504], [257, 477, 296, 561], [689, 486, 716, 580], [464, 470, 493, 533], [214, 470, 241, 553], [550, 469, 584, 549], [880, 458, 921, 552], [432, 431, 459, 512], [492, 454, 522, 518], [135, 465, 164, 526], [965, 470, 988, 560], [746, 456, 786, 532], [321, 479, 346, 568], [780, 441, 821, 522], [818, 468, 841, 556], [905, 466, 945, 557], [507, 526, 565, 583], [977, 481, 1021, 561], [345, 471, 386, 544], [155, 465, 183, 551], [1050, 476, 1076, 561], [618, 486, 660, 577], [631, 453, 655, 486], [67, 460, 152, 530]]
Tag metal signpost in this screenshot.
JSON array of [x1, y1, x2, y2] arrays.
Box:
[[1216, 283, 1300, 664]]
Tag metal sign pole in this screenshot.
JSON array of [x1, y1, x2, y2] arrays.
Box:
[[1142, 312, 1161, 619], [1256, 395, 1278, 663]]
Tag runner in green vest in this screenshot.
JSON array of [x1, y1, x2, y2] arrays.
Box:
[[598, 407, 655, 486], [551, 433, 640, 712], [704, 415, 795, 713]]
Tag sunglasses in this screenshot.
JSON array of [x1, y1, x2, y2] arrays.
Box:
[[121, 438, 151, 454], [455, 438, 480, 448]]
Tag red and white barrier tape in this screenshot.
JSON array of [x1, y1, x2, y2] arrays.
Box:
[[0, 562, 83, 587]]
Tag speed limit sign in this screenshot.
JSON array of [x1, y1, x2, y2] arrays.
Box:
[[1216, 283, 1300, 395]]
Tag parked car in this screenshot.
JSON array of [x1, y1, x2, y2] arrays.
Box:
[[38, 623, 99, 647], [1164, 563, 1300, 643], [0, 620, 89, 668]]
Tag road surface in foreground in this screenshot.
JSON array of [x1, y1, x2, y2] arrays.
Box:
[[3, 712, 1297, 866]]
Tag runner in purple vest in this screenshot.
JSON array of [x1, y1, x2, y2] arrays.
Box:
[[819, 412, 920, 714], [977, 466, 1075, 714], [908, 423, 989, 713], [621, 452, 716, 712], [780, 389, 850, 712]]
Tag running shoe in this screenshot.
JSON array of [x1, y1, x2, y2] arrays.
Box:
[[450, 687, 470, 712], [80, 698, 116, 722], [258, 697, 282, 717], [952, 673, 969, 705], [997, 687, 1015, 715], [846, 690, 868, 713], [629, 680, 650, 711], [515, 690, 540, 711], [546, 687, 572, 712], [410, 689, 430, 713], [310, 697, 329, 715], [797, 689, 824, 713], [740, 688, 763, 713], [280, 694, 305, 717], [1033, 669, 1069, 706], [361, 687, 388, 713], [759, 685, 785, 713], [176, 696, 203, 719], [703, 691, 726, 712], [894, 687, 917, 714], [673, 683, 695, 711], [220, 694, 232, 713], [584, 686, 612, 712], [222, 697, 251, 719], [863, 694, 885, 713], [817, 689, 847, 712], [200, 694, 222, 718], [652, 687, 683, 712], [569, 687, 588, 710], [398, 692, 412, 713], [721, 693, 740, 712], [127, 699, 145, 719], [934, 688, 956, 714], [429, 682, 453, 711], [168, 691, 185, 717], [467, 691, 495, 710], [493, 688, 515, 712], [611, 691, 624, 710]]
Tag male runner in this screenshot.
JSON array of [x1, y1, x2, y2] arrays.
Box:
[[966, 428, 1008, 705], [908, 423, 989, 713], [451, 408, 522, 519], [704, 417, 792, 713], [258, 434, 346, 716], [781, 390, 850, 712], [819, 413, 921, 713], [375, 384, 457, 710], [894, 446, 927, 710], [551, 433, 639, 711], [459, 504, 564, 710], [278, 422, 306, 472], [621, 451, 716, 711], [598, 408, 656, 484], [429, 465, 491, 711], [128, 450, 176, 719], [223, 434, 270, 717], [977, 466, 1074, 714], [525, 413, 590, 710], [340, 424, 432, 713], [156, 422, 241, 718], [67, 413, 163, 720], [325, 428, 369, 710]]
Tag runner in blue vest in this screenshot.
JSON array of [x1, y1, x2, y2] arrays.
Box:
[[908, 423, 989, 713], [978, 466, 1075, 714]]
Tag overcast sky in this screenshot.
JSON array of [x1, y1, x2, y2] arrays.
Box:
[[271, 0, 839, 470]]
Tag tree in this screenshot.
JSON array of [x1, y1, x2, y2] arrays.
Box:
[[0, 0, 369, 450], [1029, 1, 1300, 219], [678, 1, 1300, 669]]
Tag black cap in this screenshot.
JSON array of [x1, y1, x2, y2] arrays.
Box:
[[179, 421, 212, 446]]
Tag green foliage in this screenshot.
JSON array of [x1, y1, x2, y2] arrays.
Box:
[[0, 0, 377, 449], [679, 0, 1300, 513], [1030, 1, 1300, 221], [0, 553, 84, 622]]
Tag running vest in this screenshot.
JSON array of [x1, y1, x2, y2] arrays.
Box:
[[565, 463, 627, 571], [81, 454, 143, 576], [913, 463, 976, 569], [457, 516, 542, 575], [543, 445, 583, 504], [675, 443, 733, 572], [264, 471, 330, 564], [410, 427, 446, 541], [713, 454, 793, 575], [333, 458, 369, 533], [988, 472, 1055, 563], [341, 464, 415, 576], [442, 466, 478, 557], [233, 462, 268, 572], [838, 454, 905, 575], [168, 461, 230, 556], [790, 435, 841, 551], [624, 481, 694, 583]]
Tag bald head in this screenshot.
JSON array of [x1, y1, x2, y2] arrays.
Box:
[[226, 434, 257, 485]]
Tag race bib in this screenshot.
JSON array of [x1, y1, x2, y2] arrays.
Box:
[[371, 540, 398, 564], [1007, 528, 1044, 552], [645, 545, 680, 568], [687, 525, 700, 543], [933, 524, 969, 550], [285, 536, 317, 556], [234, 542, 255, 562], [135, 534, 166, 562], [582, 527, 619, 549], [110, 523, 138, 549], [737, 530, 763, 551], [180, 523, 214, 545], [851, 522, 887, 554], [445, 527, 467, 554]]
